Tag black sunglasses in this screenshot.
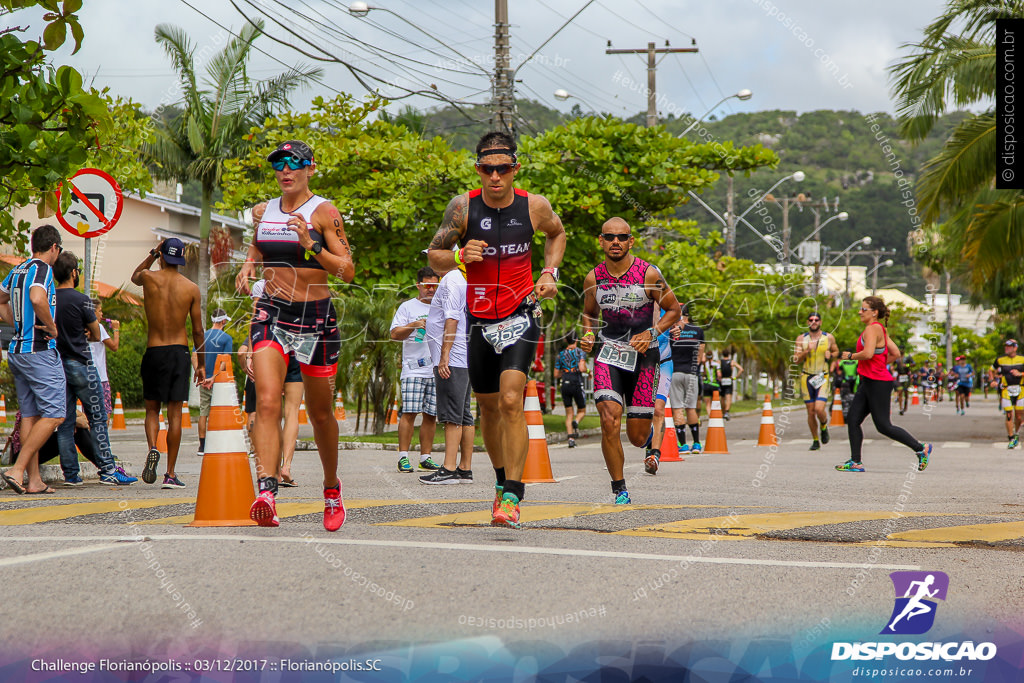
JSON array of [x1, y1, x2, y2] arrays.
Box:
[[808, 317, 820, 322], [601, 233, 631, 242], [475, 163, 515, 176]]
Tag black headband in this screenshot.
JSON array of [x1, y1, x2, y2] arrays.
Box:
[[477, 148, 517, 162]]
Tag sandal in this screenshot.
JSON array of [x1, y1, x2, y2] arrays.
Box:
[[2, 472, 26, 494], [26, 487, 56, 494], [279, 478, 298, 487]]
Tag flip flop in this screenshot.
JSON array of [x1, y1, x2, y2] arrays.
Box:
[[25, 487, 56, 494], [279, 479, 298, 487], [2, 472, 26, 495]]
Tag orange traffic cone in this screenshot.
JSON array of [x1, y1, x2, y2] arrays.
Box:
[[111, 392, 126, 430], [298, 399, 308, 425], [155, 410, 168, 453], [703, 391, 729, 454], [522, 380, 555, 483], [659, 395, 683, 462], [181, 402, 192, 429], [386, 398, 399, 425], [830, 388, 845, 426], [334, 391, 346, 421], [188, 353, 256, 527], [757, 395, 778, 446], [0, 394, 6, 424], [911, 386, 920, 405]]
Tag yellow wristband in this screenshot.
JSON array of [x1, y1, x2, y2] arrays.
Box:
[[454, 248, 465, 266]]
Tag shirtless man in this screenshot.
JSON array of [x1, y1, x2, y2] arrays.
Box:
[[131, 238, 206, 488]]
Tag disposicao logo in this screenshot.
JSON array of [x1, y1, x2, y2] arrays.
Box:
[[881, 571, 948, 635], [831, 571, 997, 663]]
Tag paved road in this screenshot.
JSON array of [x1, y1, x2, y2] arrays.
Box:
[[1, 394, 1021, 679]]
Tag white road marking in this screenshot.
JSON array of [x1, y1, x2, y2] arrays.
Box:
[[940, 442, 971, 449], [0, 542, 131, 568], [0, 535, 921, 571]]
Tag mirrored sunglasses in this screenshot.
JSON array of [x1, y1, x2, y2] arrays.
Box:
[[271, 156, 311, 171]]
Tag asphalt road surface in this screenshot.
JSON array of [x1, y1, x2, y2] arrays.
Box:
[[1, 393, 1021, 680]]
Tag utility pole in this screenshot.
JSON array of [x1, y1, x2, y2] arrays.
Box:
[[725, 175, 735, 257], [766, 195, 834, 270], [606, 40, 697, 127], [945, 272, 953, 368], [491, 0, 515, 135]]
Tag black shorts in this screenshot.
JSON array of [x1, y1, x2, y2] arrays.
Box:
[[593, 346, 659, 420], [141, 345, 190, 403], [702, 383, 720, 398], [719, 383, 733, 396], [956, 385, 971, 396], [250, 295, 340, 377], [561, 377, 586, 409], [244, 377, 256, 414], [434, 366, 474, 426], [467, 297, 541, 394]]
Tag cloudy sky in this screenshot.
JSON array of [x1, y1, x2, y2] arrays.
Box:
[[23, 0, 946, 119]]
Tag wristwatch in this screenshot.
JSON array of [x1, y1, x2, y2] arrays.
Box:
[[541, 267, 559, 281], [308, 241, 323, 255], [150, 248, 160, 258]]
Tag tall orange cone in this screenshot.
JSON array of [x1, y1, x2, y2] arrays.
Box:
[[155, 410, 168, 453], [0, 394, 6, 424], [188, 353, 256, 527], [522, 380, 556, 483], [911, 385, 920, 405], [334, 391, 346, 421], [830, 388, 845, 426], [111, 393, 126, 430], [298, 399, 309, 425], [659, 395, 683, 462], [386, 397, 399, 425], [757, 395, 778, 446], [703, 391, 729, 454], [181, 402, 192, 429]]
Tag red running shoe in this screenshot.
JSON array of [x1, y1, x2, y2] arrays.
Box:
[[324, 483, 346, 532], [249, 490, 279, 527]]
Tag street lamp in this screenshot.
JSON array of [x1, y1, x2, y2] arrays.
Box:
[[867, 259, 895, 295], [679, 88, 753, 137], [553, 89, 608, 117], [796, 211, 849, 249], [829, 236, 872, 303]]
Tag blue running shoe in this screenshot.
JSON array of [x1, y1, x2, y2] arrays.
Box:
[[614, 489, 631, 505], [100, 469, 136, 485], [677, 443, 691, 455], [835, 459, 865, 472], [917, 443, 933, 471], [397, 456, 413, 473], [690, 442, 703, 454]]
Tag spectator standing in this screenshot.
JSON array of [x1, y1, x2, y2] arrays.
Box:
[[88, 298, 119, 417], [196, 309, 234, 456], [389, 266, 441, 473]]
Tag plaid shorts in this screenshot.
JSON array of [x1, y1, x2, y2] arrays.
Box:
[[400, 376, 436, 417]]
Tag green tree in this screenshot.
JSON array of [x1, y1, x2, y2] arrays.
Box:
[[145, 19, 322, 312], [890, 0, 1021, 289]]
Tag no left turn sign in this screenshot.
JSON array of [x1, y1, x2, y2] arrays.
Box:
[[55, 168, 124, 239]]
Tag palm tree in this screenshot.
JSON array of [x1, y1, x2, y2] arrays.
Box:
[[145, 20, 322, 312], [889, 0, 1023, 288]]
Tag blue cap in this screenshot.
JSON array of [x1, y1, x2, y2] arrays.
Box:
[[160, 238, 186, 266]]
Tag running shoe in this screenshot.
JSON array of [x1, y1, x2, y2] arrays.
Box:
[[820, 425, 830, 445], [142, 448, 160, 484], [571, 419, 579, 437], [115, 466, 138, 483], [419, 467, 460, 485], [491, 492, 521, 529], [809, 440, 821, 451], [644, 450, 660, 475], [418, 457, 441, 471], [835, 460, 865, 472], [614, 489, 631, 505], [917, 443, 933, 470], [161, 474, 186, 489], [100, 469, 136, 485], [249, 490, 279, 527], [690, 442, 702, 454], [455, 467, 473, 484], [323, 483, 345, 532], [678, 443, 691, 455], [723, 411, 731, 421], [62, 475, 84, 487], [397, 456, 413, 473], [492, 483, 503, 516], [567, 437, 577, 448], [1010, 436, 1019, 450]]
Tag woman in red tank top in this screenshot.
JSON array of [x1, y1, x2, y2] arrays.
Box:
[[836, 296, 932, 473]]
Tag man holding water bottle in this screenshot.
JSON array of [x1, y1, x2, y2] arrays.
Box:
[[389, 266, 441, 473]]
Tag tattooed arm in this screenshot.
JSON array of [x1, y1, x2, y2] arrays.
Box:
[[427, 194, 472, 272], [316, 203, 356, 283]]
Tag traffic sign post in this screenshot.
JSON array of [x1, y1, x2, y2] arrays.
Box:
[[55, 168, 124, 297]]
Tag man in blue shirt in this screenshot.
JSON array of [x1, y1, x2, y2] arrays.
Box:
[[0, 225, 65, 494], [196, 309, 234, 455], [554, 333, 588, 448], [953, 356, 974, 416]]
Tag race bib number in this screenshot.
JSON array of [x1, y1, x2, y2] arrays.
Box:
[[720, 378, 733, 386], [808, 372, 826, 389], [482, 314, 530, 353], [1008, 385, 1021, 397], [899, 374, 908, 382], [272, 326, 319, 365], [597, 341, 638, 372]]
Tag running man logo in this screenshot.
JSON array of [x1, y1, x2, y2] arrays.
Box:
[[880, 571, 949, 635]]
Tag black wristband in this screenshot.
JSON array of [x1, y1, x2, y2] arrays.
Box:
[[150, 248, 160, 258]]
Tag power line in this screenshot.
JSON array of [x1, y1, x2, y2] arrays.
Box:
[[595, 0, 668, 41], [671, 52, 708, 115], [628, 0, 696, 41]]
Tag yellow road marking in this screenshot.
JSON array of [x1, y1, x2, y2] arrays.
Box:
[[382, 504, 739, 528], [886, 521, 1024, 545], [0, 499, 194, 526], [614, 511, 944, 540]]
